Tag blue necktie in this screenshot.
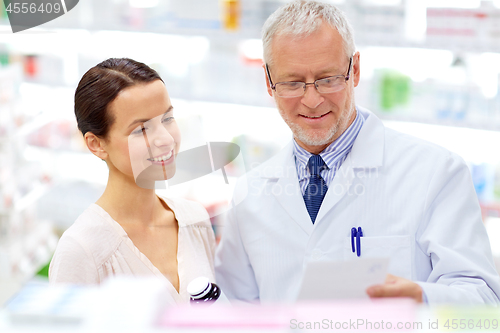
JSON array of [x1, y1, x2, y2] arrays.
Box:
[[303, 155, 328, 224]]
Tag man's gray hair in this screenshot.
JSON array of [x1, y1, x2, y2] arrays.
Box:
[[262, 0, 355, 66]]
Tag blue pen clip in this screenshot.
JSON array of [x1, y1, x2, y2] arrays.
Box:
[[351, 227, 357, 253], [356, 227, 363, 257]]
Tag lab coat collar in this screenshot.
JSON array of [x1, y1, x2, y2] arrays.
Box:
[[350, 106, 385, 168], [256, 140, 311, 233]]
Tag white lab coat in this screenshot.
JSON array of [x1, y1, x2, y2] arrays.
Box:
[[215, 106, 500, 304]]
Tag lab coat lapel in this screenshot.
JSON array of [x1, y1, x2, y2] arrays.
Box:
[[314, 155, 355, 223], [314, 107, 385, 224], [262, 142, 314, 235]]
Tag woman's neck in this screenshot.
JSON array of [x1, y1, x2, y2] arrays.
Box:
[[96, 170, 166, 228]]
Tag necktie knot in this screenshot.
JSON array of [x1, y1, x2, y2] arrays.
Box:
[[307, 155, 327, 176]]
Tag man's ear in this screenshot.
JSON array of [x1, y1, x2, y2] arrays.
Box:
[[84, 132, 108, 161], [352, 51, 361, 88], [262, 63, 273, 97]]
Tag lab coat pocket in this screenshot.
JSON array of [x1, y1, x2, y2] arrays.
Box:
[[344, 235, 412, 279]]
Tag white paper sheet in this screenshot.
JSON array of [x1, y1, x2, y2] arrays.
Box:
[[296, 257, 389, 300]]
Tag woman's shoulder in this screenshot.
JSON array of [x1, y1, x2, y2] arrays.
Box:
[[158, 195, 211, 226], [55, 204, 123, 265]]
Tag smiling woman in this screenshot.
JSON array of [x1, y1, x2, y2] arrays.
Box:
[[48, 58, 216, 305]]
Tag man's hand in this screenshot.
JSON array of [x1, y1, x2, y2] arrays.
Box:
[[366, 274, 423, 303]]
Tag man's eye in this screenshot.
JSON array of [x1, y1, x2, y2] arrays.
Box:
[[283, 82, 303, 89], [321, 76, 342, 85]]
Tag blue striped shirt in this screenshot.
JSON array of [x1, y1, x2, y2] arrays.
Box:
[[293, 110, 365, 195]]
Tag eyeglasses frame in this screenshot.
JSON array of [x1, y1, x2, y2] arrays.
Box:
[[265, 56, 353, 98]]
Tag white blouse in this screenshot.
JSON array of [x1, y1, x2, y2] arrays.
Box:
[[49, 195, 216, 305]]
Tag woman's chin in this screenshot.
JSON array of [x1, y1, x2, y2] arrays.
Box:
[[134, 164, 177, 189]]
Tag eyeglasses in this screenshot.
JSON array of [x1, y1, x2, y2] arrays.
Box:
[[265, 57, 352, 98]]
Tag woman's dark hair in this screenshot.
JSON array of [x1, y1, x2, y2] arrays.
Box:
[[75, 58, 163, 138]]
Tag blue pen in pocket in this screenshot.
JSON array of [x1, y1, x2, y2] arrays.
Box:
[[356, 227, 363, 257], [351, 227, 363, 257], [351, 227, 357, 253]]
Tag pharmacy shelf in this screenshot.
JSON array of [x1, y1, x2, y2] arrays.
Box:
[[12, 184, 50, 213], [0, 279, 23, 308], [2, 0, 500, 54], [376, 112, 500, 132], [482, 203, 500, 220], [0, 66, 60, 290], [0, 222, 57, 292], [15, 113, 61, 138]]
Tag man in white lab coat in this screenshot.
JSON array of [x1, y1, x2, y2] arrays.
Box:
[[215, 0, 500, 304]]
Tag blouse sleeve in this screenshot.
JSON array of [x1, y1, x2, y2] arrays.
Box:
[[49, 234, 99, 285]]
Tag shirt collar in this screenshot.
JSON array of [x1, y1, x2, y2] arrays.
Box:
[[293, 109, 364, 179]]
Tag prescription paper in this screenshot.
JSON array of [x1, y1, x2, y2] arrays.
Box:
[[296, 257, 389, 300]]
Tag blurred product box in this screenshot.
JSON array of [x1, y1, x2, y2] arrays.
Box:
[[471, 163, 496, 204], [426, 2, 500, 53]]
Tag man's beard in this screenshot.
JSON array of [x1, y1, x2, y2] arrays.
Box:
[[278, 98, 355, 147]]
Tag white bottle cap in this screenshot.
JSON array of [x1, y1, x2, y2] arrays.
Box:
[[187, 276, 211, 299]]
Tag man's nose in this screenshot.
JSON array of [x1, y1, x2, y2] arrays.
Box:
[[301, 83, 324, 109]]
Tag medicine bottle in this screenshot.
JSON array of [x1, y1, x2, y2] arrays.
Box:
[[188, 277, 228, 305]]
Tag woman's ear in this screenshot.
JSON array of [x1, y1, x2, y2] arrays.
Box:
[[84, 132, 108, 160]]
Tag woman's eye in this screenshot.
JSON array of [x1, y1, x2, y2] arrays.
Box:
[[162, 117, 174, 124], [132, 127, 146, 135]]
